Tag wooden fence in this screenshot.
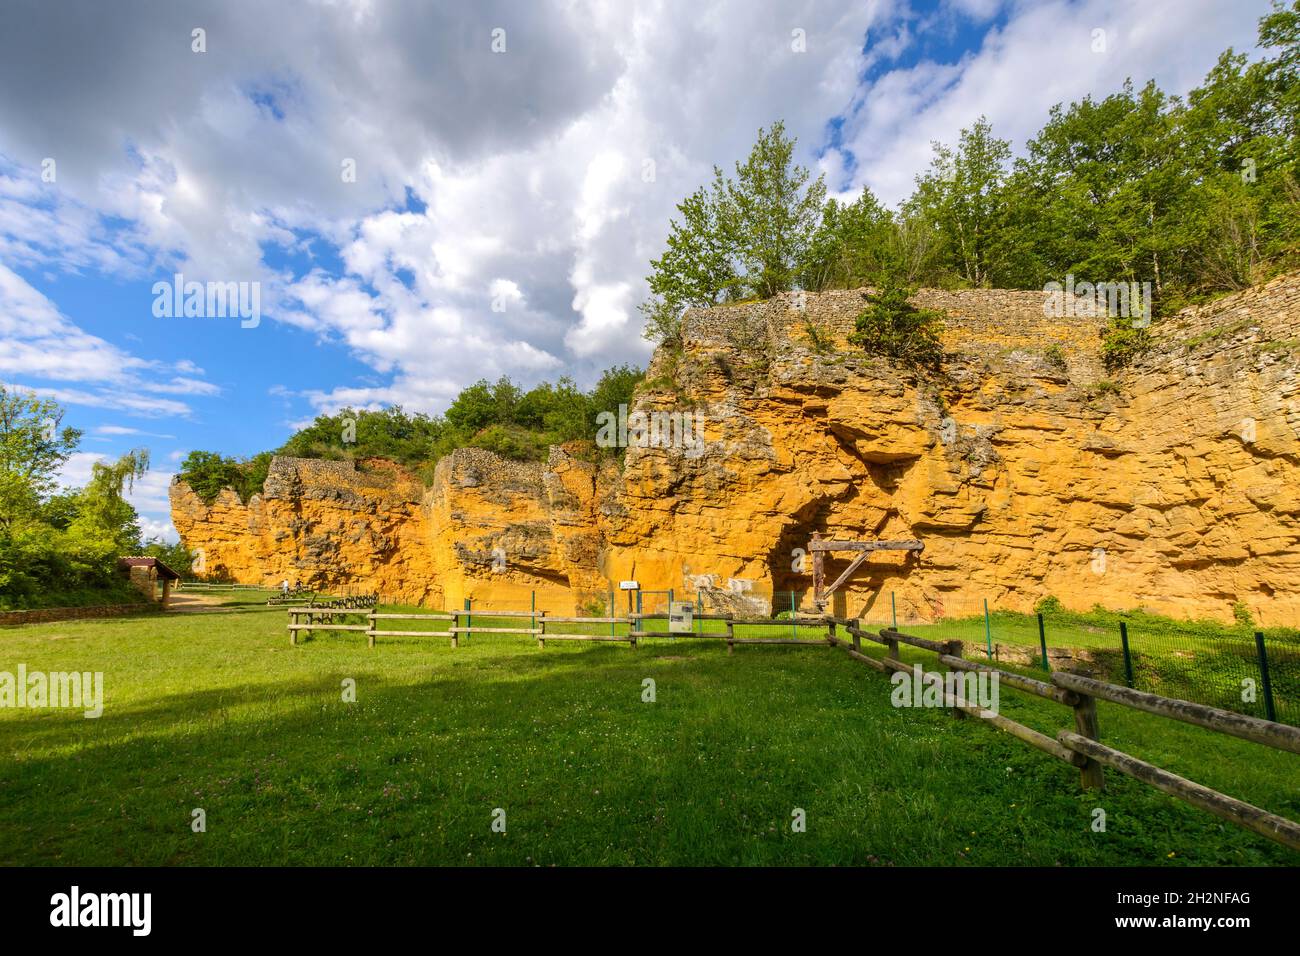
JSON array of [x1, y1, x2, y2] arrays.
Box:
[[179, 582, 264, 591], [828, 618, 1300, 853], [282, 603, 1300, 852], [287, 607, 638, 648]]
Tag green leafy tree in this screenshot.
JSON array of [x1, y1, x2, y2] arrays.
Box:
[[1259, 0, 1300, 145], [278, 406, 443, 467], [800, 187, 897, 290], [717, 121, 828, 298], [641, 121, 829, 340], [177, 451, 250, 505], [908, 117, 1012, 288], [142, 538, 194, 578], [0, 385, 81, 530], [1008, 83, 1195, 302], [645, 185, 739, 314], [0, 391, 153, 609], [588, 363, 646, 459], [72, 449, 149, 553], [589, 364, 644, 417]]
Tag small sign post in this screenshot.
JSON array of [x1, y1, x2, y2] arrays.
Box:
[[619, 580, 638, 617]]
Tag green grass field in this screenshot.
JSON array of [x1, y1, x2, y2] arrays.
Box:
[[0, 607, 1296, 866]]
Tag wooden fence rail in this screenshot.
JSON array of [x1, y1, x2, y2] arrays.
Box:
[[288, 607, 641, 649], [726, 618, 833, 654]]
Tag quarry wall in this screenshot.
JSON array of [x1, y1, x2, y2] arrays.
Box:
[[172, 276, 1300, 624]]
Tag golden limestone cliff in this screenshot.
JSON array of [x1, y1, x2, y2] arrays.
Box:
[[171, 275, 1300, 623], [170, 447, 618, 613]]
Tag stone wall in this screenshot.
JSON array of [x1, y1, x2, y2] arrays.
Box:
[[684, 287, 1110, 385], [0, 603, 162, 626]]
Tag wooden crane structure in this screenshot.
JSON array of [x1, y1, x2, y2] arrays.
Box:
[[809, 531, 924, 611]]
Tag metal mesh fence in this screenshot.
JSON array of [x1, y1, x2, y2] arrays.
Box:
[[868, 593, 1300, 726], [1107, 625, 1299, 725]]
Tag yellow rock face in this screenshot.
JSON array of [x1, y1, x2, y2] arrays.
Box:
[[171, 457, 440, 605], [173, 277, 1300, 625], [170, 447, 616, 614]]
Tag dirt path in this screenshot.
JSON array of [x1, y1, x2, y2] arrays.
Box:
[[166, 592, 225, 612]]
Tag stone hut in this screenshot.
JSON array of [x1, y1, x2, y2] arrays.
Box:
[[117, 557, 180, 607]]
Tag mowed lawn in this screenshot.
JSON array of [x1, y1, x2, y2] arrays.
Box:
[[0, 608, 1296, 866]]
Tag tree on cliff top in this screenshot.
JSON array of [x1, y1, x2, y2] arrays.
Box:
[[908, 116, 1012, 289], [720, 121, 828, 298], [642, 121, 827, 342], [178, 364, 648, 502], [177, 451, 269, 506]]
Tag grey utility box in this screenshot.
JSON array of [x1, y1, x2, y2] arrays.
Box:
[[668, 601, 694, 634]]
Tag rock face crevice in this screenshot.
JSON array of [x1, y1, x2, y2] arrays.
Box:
[[172, 276, 1300, 623]]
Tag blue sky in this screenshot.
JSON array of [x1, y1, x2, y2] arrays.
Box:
[[0, 0, 1275, 540]]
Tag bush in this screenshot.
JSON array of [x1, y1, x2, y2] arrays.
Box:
[[1034, 595, 1065, 616], [1100, 319, 1153, 371], [848, 276, 945, 371]]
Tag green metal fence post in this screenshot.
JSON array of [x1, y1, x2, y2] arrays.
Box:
[[636, 589, 642, 617], [609, 590, 615, 637], [531, 589, 536, 633], [791, 591, 797, 638], [891, 590, 897, 630], [1037, 612, 1049, 673], [983, 598, 992, 660], [464, 598, 471, 635], [1255, 631, 1277, 723], [1119, 621, 1134, 688], [697, 592, 703, 635]]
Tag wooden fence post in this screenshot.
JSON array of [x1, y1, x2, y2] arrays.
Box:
[[885, 631, 901, 663], [290, 610, 297, 646], [1072, 692, 1105, 790], [367, 612, 376, 649], [726, 618, 735, 655], [944, 639, 965, 719], [538, 610, 547, 649], [450, 610, 459, 649]]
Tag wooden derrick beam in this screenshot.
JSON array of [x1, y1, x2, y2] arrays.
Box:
[[807, 539, 925, 553]]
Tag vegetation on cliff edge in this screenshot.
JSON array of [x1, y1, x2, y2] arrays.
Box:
[[642, 2, 1300, 367], [178, 364, 644, 504]]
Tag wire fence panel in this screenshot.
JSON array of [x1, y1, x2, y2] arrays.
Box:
[[636, 590, 674, 618], [840, 591, 1300, 726], [1260, 638, 1300, 725], [1104, 627, 1299, 726]]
